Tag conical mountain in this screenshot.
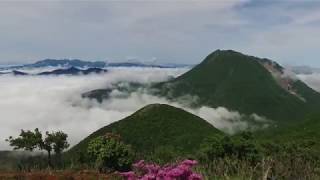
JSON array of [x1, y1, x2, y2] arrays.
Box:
[[70, 104, 222, 155], [155, 50, 320, 122]]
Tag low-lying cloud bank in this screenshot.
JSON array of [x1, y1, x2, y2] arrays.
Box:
[[298, 73, 320, 92], [0, 67, 269, 150]]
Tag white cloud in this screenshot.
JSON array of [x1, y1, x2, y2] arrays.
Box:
[[0, 68, 187, 150], [298, 73, 320, 92], [0, 67, 268, 150]]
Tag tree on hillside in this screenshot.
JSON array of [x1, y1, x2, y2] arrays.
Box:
[[43, 131, 69, 167], [6, 128, 42, 152], [6, 129, 69, 168]]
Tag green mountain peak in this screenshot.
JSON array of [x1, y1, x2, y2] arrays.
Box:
[[68, 104, 222, 156], [155, 50, 320, 122]]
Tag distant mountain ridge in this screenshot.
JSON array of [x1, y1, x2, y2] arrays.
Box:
[[0, 59, 191, 70], [107, 62, 191, 68], [3, 59, 107, 69], [0, 67, 107, 76], [38, 67, 107, 76], [290, 65, 320, 75], [29, 59, 107, 68]]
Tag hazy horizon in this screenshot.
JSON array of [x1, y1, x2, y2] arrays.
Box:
[[0, 50, 319, 69]]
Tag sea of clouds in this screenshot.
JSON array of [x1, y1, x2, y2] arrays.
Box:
[[0, 68, 184, 150], [2, 67, 315, 150], [298, 73, 320, 92]]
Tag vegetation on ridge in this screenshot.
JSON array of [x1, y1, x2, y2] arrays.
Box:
[[69, 104, 223, 161]]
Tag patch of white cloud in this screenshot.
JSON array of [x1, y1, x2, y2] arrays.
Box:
[[191, 106, 248, 133], [298, 73, 320, 92], [0, 68, 186, 150], [282, 69, 299, 80]]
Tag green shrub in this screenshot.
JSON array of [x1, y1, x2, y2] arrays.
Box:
[[87, 133, 134, 172], [200, 132, 261, 163]]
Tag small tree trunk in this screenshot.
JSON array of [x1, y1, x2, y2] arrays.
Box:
[[56, 153, 62, 169], [47, 150, 53, 168]]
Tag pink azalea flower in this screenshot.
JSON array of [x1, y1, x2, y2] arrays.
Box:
[[167, 167, 184, 177], [141, 173, 156, 180], [177, 164, 192, 177], [188, 173, 202, 180], [120, 159, 203, 180]]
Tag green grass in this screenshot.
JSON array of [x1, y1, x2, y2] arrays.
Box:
[[256, 113, 320, 147], [0, 151, 47, 171]]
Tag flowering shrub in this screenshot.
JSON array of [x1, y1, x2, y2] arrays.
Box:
[[119, 159, 202, 180]]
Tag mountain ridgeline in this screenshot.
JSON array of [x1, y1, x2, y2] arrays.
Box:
[[154, 50, 320, 122], [23, 59, 107, 68], [38, 67, 107, 76], [0, 67, 108, 76], [0, 59, 189, 71]]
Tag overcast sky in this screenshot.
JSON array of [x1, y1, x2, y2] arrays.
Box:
[[1, 0, 320, 67]]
